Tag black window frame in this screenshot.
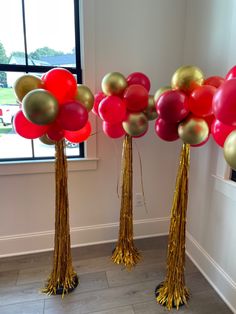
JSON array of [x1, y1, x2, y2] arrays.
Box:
[[231, 169, 236, 182], [0, 0, 85, 162]]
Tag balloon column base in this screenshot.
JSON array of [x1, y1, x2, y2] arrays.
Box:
[[111, 244, 141, 269], [155, 282, 189, 310], [42, 274, 79, 296]]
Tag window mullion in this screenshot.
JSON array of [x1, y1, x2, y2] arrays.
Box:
[[21, 0, 29, 68]]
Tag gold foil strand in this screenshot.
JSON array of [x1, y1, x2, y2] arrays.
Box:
[[42, 140, 78, 296], [156, 143, 190, 310], [112, 135, 141, 269]]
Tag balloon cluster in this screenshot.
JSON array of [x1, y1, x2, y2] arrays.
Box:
[[154, 65, 221, 146], [13, 68, 94, 145], [92, 72, 156, 138]]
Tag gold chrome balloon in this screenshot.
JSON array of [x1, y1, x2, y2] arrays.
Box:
[[14, 74, 43, 101], [145, 95, 158, 120], [178, 116, 209, 145], [154, 86, 171, 103], [224, 130, 236, 170], [75, 84, 94, 112], [102, 72, 127, 96], [39, 134, 55, 145], [22, 89, 59, 125], [171, 65, 204, 93], [123, 112, 148, 137]]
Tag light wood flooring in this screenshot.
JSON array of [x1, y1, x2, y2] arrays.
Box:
[[0, 236, 233, 314]]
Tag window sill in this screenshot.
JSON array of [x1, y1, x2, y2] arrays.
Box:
[[212, 174, 236, 202], [0, 158, 99, 176]]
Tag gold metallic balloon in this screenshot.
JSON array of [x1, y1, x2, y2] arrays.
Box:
[[145, 95, 158, 120], [102, 72, 127, 96], [178, 116, 209, 145], [224, 130, 236, 170], [123, 112, 148, 137], [39, 134, 55, 145], [22, 89, 59, 125], [14, 74, 43, 101], [171, 65, 204, 93], [154, 86, 172, 103], [75, 84, 94, 112]]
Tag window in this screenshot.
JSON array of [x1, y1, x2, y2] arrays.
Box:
[[0, 0, 84, 161], [231, 169, 236, 182]]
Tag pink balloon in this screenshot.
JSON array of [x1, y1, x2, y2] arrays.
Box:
[[155, 118, 179, 141], [212, 79, 236, 126], [14, 110, 48, 139], [92, 91, 106, 116], [102, 121, 125, 138], [57, 101, 88, 131], [156, 90, 189, 123], [98, 96, 126, 123], [126, 72, 151, 92], [226, 66, 236, 80], [211, 119, 236, 147]]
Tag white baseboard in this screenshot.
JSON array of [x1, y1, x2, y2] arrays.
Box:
[[0, 217, 169, 258], [186, 231, 236, 314]]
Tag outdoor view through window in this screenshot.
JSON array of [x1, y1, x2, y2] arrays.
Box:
[[0, 0, 83, 161]]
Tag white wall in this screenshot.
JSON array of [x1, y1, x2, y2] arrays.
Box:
[[0, 0, 187, 256], [184, 0, 236, 312]]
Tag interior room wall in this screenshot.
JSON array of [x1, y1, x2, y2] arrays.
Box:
[[0, 0, 187, 256], [183, 0, 236, 311]]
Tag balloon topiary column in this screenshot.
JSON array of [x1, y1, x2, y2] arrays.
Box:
[[13, 69, 94, 296]]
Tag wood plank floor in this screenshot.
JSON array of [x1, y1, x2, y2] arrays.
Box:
[[0, 237, 232, 314]]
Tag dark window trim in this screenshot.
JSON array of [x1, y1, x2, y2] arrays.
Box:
[[0, 0, 85, 162]]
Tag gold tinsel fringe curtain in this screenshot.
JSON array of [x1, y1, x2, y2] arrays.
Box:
[[112, 135, 141, 269], [156, 143, 190, 310], [42, 140, 78, 296]]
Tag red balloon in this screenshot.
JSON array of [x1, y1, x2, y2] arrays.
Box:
[[189, 85, 216, 117], [123, 84, 149, 112], [156, 90, 189, 123], [191, 135, 210, 147], [126, 72, 151, 92], [211, 119, 236, 147], [47, 122, 65, 141], [225, 66, 236, 80], [155, 118, 179, 141], [43, 68, 77, 103], [213, 79, 236, 126], [204, 114, 215, 132], [102, 121, 125, 138], [14, 110, 48, 139], [204, 76, 224, 88], [92, 91, 106, 116], [98, 96, 126, 123], [64, 121, 91, 143], [57, 101, 88, 131]]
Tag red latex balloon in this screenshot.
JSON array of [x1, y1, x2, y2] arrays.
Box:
[[43, 68, 77, 103], [92, 91, 106, 116], [225, 66, 236, 80], [204, 114, 215, 132], [211, 119, 236, 147], [156, 90, 189, 123], [213, 79, 236, 126], [189, 85, 216, 117], [14, 110, 48, 139], [98, 96, 126, 123], [155, 118, 179, 141], [64, 121, 91, 143], [102, 121, 125, 138], [123, 84, 149, 112], [47, 122, 65, 141], [204, 76, 224, 88], [57, 101, 88, 131], [126, 72, 151, 92], [191, 135, 210, 147]]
